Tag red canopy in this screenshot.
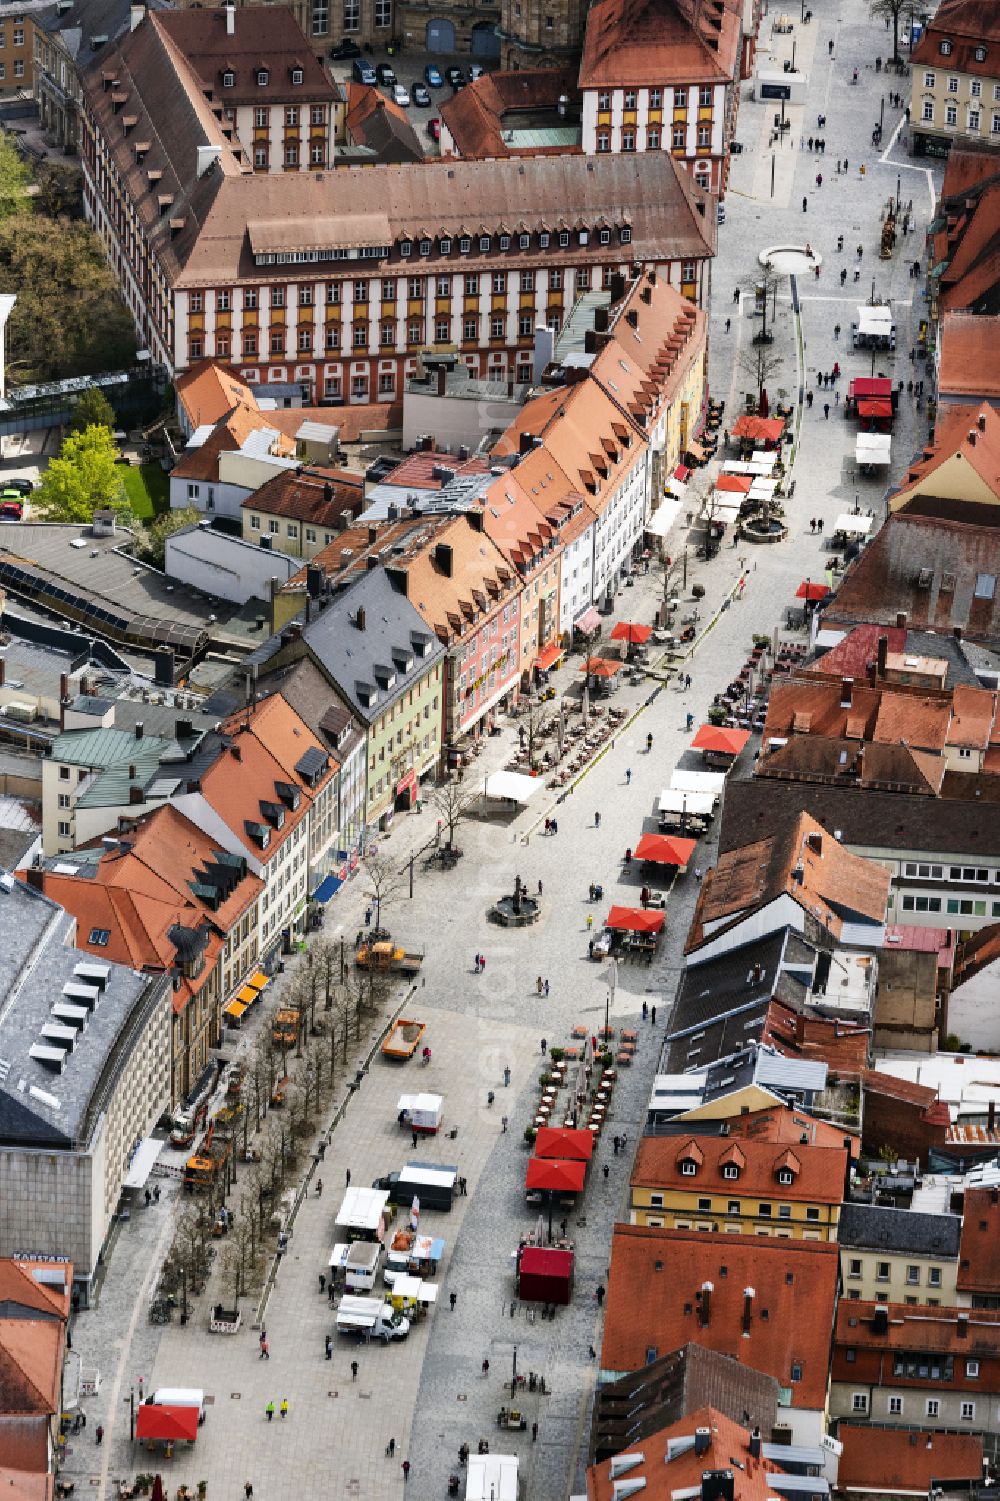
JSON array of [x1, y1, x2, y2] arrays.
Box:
[[796, 580, 831, 601], [534, 1126, 594, 1161], [690, 725, 751, 756], [634, 832, 698, 867], [526, 1157, 587, 1193], [610, 622, 652, 645], [848, 377, 892, 399], [731, 415, 785, 445], [857, 398, 893, 418], [135, 1405, 200, 1443], [579, 657, 622, 678], [535, 641, 563, 671], [518, 1245, 574, 1303], [606, 906, 665, 934], [673, 464, 690, 482], [716, 473, 753, 493]]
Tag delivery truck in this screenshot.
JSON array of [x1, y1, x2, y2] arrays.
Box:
[[371, 1161, 457, 1213], [335, 1295, 410, 1343]]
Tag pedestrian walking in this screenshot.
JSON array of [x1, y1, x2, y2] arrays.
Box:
[[487, 1090, 495, 1108], [807, 136, 813, 150], [540, 1037, 547, 1054], [386, 1438, 396, 1456], [537, 976, 543, 995], [725, 317, 731, 333], [315, 1177, 322, 1197], [824, 403, 830, 419], [603, 1163, 610, 1179], [318, 1273, 326, 1294], [95, 1426, 104, 1446], [345, 1168, 351, 1187], [482, 1358, 490, 1377], [503, 1065, 511, 1086], [325, 1335, 333, 1360], [828, 38, 833, 53], [260, 1340, 270, 1360], [532, 1422, 539, 1442], [280, 1399, 289, 1419], [450, 1291, 457, 1310], [351, 1360, 359, 1382], [595, 811, 601, 827], [815, 173, 822, 188], [835, 390, 840, 405], [596, 1284, 606, 1305], [694, 867, 703, 882], [501, 1115, 508, 1132], [245, 1483, 254, 1499], [537, 880, 543, 895], [625, 767, 632, 784], [834, 322, 841, 338], [265, 1403, 274, 1422], [412, 1130, 418, 1149], [364, 905, 372, 925], [806, 390, 813, 407], [733, 286, 740, 303], [685, 673, 692, 690], [259, 1329, 267, 1349], [802, 196, 808, 213], [401, 1462, 411, 1483], [857, 244, 863, 260], [642, 1000, 648, 1019], [651, 1005, 657, 1024], [544, 979, 550, 998]]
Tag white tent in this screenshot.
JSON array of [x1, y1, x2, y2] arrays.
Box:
[[855, 432, 891, 467], [723, 459, 776, 477], [658, 788, 718, 816], [397, 1093, 444, 1130], [748, 477, 779, 500], [711, 501, 742, 523], [750, 450, 777, 467], [857, 305, 893, 336], [467, 1455, 519, 1501], [335, 1187, 390, 1232], [389, 1273, 439, 1304], [669, 769, 727, 797], [483, 770, 544, 803], [834, 513, 874, 536], [646, 497, 682, 536]]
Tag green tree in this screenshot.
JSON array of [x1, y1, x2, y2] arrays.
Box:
[[0, 216, 136, 383], [0, 132, 29, 220], [133, 505, 200, 568], [70, 386, 117, 435], [33, 424, 127, 523]]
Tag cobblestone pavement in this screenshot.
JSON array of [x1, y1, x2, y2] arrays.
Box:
[[62, 11, 946, 1501]]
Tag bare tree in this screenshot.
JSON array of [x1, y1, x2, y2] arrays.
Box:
[[517, 705, 549, 771], [312, 934, 345, 1008], [869, 0, 920, 63], [741, 264, 782, 347], [362, 850, 406, 932], [738, 343, 784, 410], [428, 779, 476, 851]]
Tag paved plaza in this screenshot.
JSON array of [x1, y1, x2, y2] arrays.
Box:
[[61, 8, 946, 1499]]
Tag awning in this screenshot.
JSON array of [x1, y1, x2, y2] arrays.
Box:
[[237, 984, 258, 1005], [634, 832, 698, 867], [673, 464, 690, 482], [135, 1404, 200, 1443], [664, 476, 687, 500], [658, 788, 717, 816], [715, 473, 753, 493], [670, 769, 727, 796], [536, 642, 564, 671], [606, 906, 665, 935], [747, 477, 779, 499], [610, 621, 652, 645], [526, 1157, 587, 1193], [834, 513, 873, 536], [248, 970, 270, 991], [574, 605, 601, 634], [858, 398, 893, 418], [848, 377, 892, 399], [712, 501, 742, 523], [313, 873, 343, 903], [731, 415, 785, 445], [123, 1136, 163, 1190], [224, 999, 247, 1020], [855, 432, 892, 465], [857, 305, 893, 336], [691, 725, 751, 756], [796, 580, 831, 601], [483, 770, 544, 803], [579, 656, 622, 679], [647, 498, 682, 534], [534, 1126, 594, 1161]]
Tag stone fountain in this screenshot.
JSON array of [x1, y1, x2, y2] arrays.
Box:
[[490, 872, 541, 928]]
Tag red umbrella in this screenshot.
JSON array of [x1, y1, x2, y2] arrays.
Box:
[[610, 622, 652, 646], [605, 906, 665, 934], [634, 833, 698, 867], [525, 1157, 587, 1193], [796, 580, 831, 601]]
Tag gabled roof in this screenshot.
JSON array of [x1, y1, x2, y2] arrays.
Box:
[[755, 736, 946, 796], [835, 1299, 1000, 1356], [912, 0, 1000, 77], [172, 404, 295, 485], [156, 6, 334, 104], [837, 1425, 982, 1496], [380, 511, 521, 647], [686, 813, 890, 953], [242, 467, 364, 527], [176, 360, 255, 429], [872, 693, 952, 753], [440, 67, 579, 159], [631, 1130, 848, 1203], [0, 1260, 72, 1321], [344, 82, 424, 162], [938, 314, 1000, 400], [0, 1314, 66, 1416], [601, 1226, 839, 1409], [838, 1203, 961, 1258], [891, 403, 1000, 513]]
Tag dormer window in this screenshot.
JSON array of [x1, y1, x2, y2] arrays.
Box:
[[723, 1164, 740, 1180], [400, 238, 412, 257], [419, 238, 431, 255], [579, 228, 589, 245], [777, 1168, 794, 1185], [519, 232, 530, 249], [939, 39, 952, 54], [223, 69, 234, 87], [292, 67, 303, 84], [440, 237, 451, 253], [621, 226, 632, 244], [599, 228, 611, 245], [479, 235, 490, 252], [680, 1159, 698, 1176], [974, 45, 987, 61], [257, 68, 269, 86]]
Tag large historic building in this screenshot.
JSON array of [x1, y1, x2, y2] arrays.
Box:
[[80, 5, 715, 404]]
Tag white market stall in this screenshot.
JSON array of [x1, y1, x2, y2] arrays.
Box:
[[658, 788, 718, 818], [855, 432, 892, 468], [669, 769, 728, 798], [645, 497, 682, 537], [483, 770, 544, 805], [467, 1455, 519, 1501], [397, 1093, 444, 1133], [833, 513, 874, 536]]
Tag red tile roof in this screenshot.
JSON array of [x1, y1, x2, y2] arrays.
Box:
[[171, 404, 295, 484], [803, 624, 906, 681], [762, 1001, 871, 1078], [631, 1131, 848, 1204], [837, 1424, 983, 1494], [958, 1187, 1000, 1295], [242, 466, 364, 527], [379, 450, 490, 492], [601, 1226, 839, 1408], [0, 1261, 72, 1321], [586, 1406, 791, 1501], [0, 1316, 66, 1416], [938, 315, 1000, 401], [912, 0, 1000, 78], [724, 1105, 860, 1156], [440, 68, 579, 159], [835, 1299, 1000, 1357], [872, 693, 952, 753], [176, 361, 256, 429], [580, 0, 742, 90]]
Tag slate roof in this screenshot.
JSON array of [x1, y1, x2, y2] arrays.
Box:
[[838, 1203, 961, 1258], [0, 881, 165, 1148]]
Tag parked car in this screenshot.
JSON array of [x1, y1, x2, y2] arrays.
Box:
[[424, 63, 443, 87], [428, 117, 441, 141], [330, 39, 362, 58], [2, 477, 33, 495], [351, 57, 377, 84], [391, 82, 410, 106], [469, 63, 484, 80], [412, 82, 431, 106], [446, 65, 463, 86], [376, 62, 397, 85]]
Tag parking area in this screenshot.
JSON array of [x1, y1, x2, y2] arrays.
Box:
[[328, 43, 498, 150]]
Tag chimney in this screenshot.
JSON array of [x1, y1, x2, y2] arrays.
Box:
[[306, 564, 323, 599], [225, 0, 235, 32], [694, 1428, 711, 1458], [368, 525, 378, 545], [968, 430, 977, 447], [699, 1280, 713, 1327], [129, 784, 144, 805], [988, 1099, 996, 1133], [702, 1472, 735, 1501], [806, 831, 823, 856], [840, 677, 853, 708], [791, 862, 804, 884], [356, 606, 366, 630], [435, 542, 454, 577], [749, 1430, 761, 1460], [877, 634, 889, 677], [895, 611, 907, 630], [742, 1286, 755, 1335], [979, 412, 987, 432], [175, 717, 194, 740], [594, 306, 609, 333], [134, 721, 144, 740], [129, 2, 144, 29]]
